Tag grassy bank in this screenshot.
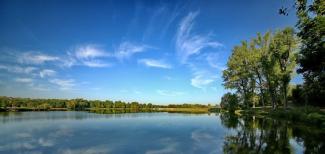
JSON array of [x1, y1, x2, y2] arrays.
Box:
[[233, 107, 325, 128], [156, 107, 210, 113]]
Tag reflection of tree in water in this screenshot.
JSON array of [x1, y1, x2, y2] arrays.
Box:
[[292, 125, 325, 153], [220, 113, 324, 154]]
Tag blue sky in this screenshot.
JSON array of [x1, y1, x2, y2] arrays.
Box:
[[0, 0, 297, 104]]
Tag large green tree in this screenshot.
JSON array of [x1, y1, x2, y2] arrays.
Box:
[[223, 28, 298, 109], [270, 28, 298, 108], [296, 0, 325, 106], [223, 41, 256, 108]]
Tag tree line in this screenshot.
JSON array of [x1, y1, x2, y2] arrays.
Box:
[[0, 96, 210, 111], [221, 0, 324, 111]]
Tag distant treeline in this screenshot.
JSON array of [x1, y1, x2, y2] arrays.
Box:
[[0, 96, 211, 111]]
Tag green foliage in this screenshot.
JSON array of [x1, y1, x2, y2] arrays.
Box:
[[223, 28, 298, 109], [270, 106, 325, 127], [0, 96, 211, 113], [290, 84, 305, 106], [220, 92, 239, 112], [296, 0, 325, 106]]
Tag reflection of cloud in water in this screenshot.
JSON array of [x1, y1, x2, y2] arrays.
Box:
[[146, 138, 179, 154], [58, 145, 111, 154], [38, 138, 55, 147], [0, 141, 36, 151], [0, 125, 71, 152], [191, 130, 221, 154], [0, 137, 56, 152], [49, 126, 73, 138], [15, 132, 32, 138]]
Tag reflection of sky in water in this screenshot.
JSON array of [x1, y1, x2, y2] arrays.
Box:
[[0, 112, 304, 154]]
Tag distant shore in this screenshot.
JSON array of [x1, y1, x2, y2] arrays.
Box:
[[0, 107, 213, 114]]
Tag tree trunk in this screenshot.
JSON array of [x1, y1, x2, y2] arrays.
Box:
[[283, 83, 288, 109]]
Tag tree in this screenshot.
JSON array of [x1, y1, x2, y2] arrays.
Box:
[[270, 27, 298, 108], [66, 100, 77, 109], [250, 35, 268, 107], [223, 28, 298, 109], [220, 92, 239, 113], [290, 84, 305, 106], [296, 0, 325, 106], [223, 42, 255, 108]]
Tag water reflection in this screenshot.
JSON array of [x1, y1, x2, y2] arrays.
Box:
[[220, 113, 325, 154], [0, 112, 323, 154]]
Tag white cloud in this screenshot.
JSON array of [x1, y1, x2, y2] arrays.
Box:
[[190, 68, 217, 89], [115, 42, 151, 60], [75, 44, 109, 59], [82, 60, 111, 67], [61, 52, 77, 67], [176, 11, 222, 63], [0, 64, 37, 74], [72, 45, 111, 68], [18, 52, 59, 64], [49, 79, 76, 90], [138, 59, 172, 69], [206, 53, 226, 70], [40, 69, 56, 78], [156, 90, 185, 97], [15, 78, 33, 83]]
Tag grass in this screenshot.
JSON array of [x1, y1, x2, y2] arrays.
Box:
[[156, 107, 210, 113], [268, 107, 325, 127], [228, 106, 325, 128]]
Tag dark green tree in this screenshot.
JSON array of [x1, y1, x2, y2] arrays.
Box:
[[220, 92, 239, 113], [296, 0, 325, 106]]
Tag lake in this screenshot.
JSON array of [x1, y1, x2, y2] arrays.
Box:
[[0, 111, 323, 154]]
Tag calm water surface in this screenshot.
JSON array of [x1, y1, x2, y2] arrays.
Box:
[[0, 112, 323, 154]]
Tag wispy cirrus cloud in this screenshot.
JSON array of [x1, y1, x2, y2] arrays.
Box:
[[18, 52, 59, 64], [189, 64, 218, 89], [63, 42, 150, 67], [0, 64, 37, 74], [191, 74, 215, 89], [138, 59, 172, 69], [15, 78, 33, 83], [206, 53, 226, 70], [176, 11, 222, 64], [75, 44, 110, 59], [175, 12, 223, 90], [67, 44, 111, 68], [39, 69, 56, 78], [81, 60, 110, 67], [49, 78, 76, 90], [115, 42, 151, 60]]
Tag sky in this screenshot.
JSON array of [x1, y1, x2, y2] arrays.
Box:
[[0, 0, 297, 104]]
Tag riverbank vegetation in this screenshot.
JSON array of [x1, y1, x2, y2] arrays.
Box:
[[221, 0, 324, 110], [0, 96, 211, 113], [220, 0, 324, 126]]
